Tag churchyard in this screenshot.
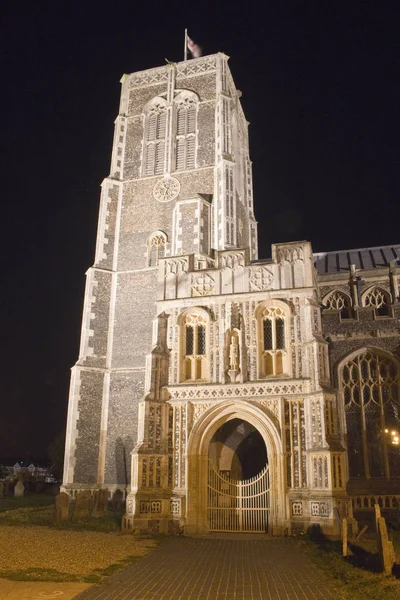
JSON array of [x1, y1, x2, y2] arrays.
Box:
[[0, 488, 400, 599]]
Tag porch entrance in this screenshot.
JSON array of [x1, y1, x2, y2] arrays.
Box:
[[207, 418, 270, 532]]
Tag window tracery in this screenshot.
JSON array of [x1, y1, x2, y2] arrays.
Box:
[[341, 351, 400, 480], [323, 290, 353, 319], [363, 287, 391, 317], [180, 312, 209, 382], [258, 306, 288, 377], [148, 232, 167, 267]]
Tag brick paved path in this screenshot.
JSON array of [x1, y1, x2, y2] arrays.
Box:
[[75, 536, 338, 600]]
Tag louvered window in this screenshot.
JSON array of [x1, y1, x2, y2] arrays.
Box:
[[175, 99, 197, 171], [144, 105, 166, 176]]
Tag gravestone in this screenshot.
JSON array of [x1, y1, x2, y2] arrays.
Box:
[[377, 515, 396, 574], [14, 479, 24, 497], [55, 492, 69, 521], [74, 491, 91, 518], [112, 489, 123, 511], [342, 518, 348, 556], [92, 489, 108, 517], [374, 503, 381, 534], [0, 482, 4, 498]]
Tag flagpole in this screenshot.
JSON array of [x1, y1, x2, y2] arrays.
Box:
[[184, 29, 188, 61]]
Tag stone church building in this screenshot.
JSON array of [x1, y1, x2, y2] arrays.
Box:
[[62, 53, 400, 535]]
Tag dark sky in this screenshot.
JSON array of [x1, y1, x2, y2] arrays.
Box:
[[1, 1, 399, 460]]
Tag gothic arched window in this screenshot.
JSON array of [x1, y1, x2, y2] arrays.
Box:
[[363, 287, 391, 317], [257, 305, 289, 378], [174, 93, 197, 171], [144, 101, 167, 176], [341, 351, 400, 480], [180, 311, 208, 382], [323, 290, 353, 319], [148, 232, 167, 267]]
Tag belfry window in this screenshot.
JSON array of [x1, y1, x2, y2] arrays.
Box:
[[259, 306, 288, 377], [363, 287, 391, 317], [175, 96, 197, 171], [324, 291, 353, 319], [341, 351, 400, 480], [144, 103, 167, 176], [148, 232, 167, 267], [181, 313, 208, 382]]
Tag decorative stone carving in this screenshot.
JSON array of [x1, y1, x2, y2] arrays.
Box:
[[320, 502, 330, 517], [277, 246, 304, 263], [292, 501, 303, 515], [311, 502, 320, 516], [192, 402, 213, 423], [191, 273, 215, 297], [170, 380, 307, 401], [129, 68, 169, 88], [257, 399, 280, 422], [249, 267, 274, 291], [220, 252, 245, 270], [170, 499, 180, 515], [176, 55, 217, 78], [153, 177, 180, 203], [151, 500, 162, 513], [166, 258, 188, 275], [126, 497, 134, 515]]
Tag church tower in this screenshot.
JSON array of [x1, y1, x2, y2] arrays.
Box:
[[63, 53, 258, 496]]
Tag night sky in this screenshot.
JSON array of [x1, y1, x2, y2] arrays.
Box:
[[1, 1, 399, 460]]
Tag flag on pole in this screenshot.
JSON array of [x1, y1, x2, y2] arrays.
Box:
[[187, 34, 202, 58]]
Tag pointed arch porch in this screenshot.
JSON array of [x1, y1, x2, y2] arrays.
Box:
[[185, 400, 286, 535]]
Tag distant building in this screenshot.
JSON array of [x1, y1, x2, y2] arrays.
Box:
[[0, 461, 50, 479], [62, 53, 400, 535]]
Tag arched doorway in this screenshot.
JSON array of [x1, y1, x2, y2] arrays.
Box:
[[207, 418, 270, 532]]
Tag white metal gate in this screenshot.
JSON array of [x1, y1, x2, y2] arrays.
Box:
[[207, 461, 270, 532]]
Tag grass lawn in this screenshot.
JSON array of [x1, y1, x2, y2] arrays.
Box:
[[0, 494, 55, 512], [305, 529, 400, 600], [0, 494, 158, 582]]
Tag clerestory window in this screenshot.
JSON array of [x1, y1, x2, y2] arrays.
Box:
[[324, 290, 353, 319], [363, 287, 391, 317], [341, 351, 400, 480]]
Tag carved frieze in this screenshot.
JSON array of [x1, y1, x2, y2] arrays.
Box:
[[129, 69, 169, 88], [176, 56, 217, 78], [169, 380, 308, 401]]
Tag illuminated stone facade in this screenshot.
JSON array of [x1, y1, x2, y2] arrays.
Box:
[[62, 53, 400, 536]]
